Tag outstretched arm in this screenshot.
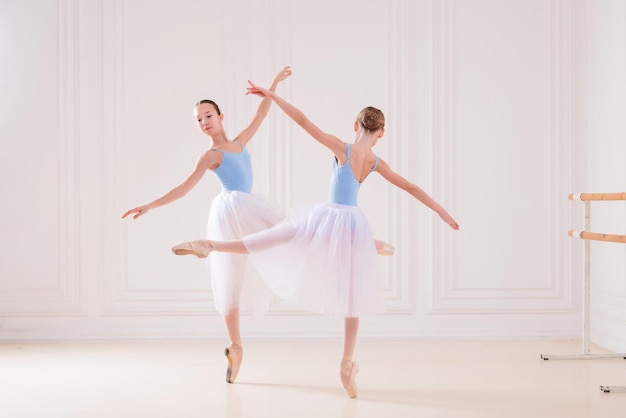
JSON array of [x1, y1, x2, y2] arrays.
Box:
[[121, 151, 214, 219], [246, 82, 345, 155], [376, 159, 459, 230], [234, 66, 292, 147]]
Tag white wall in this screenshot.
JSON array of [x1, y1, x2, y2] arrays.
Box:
[[0, 0, 620, 346], [579, 0, 626, 353]]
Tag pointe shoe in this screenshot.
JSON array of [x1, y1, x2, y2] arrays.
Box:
[[340, 359, 359, 398], [225, 345, 243, 384], [171, 240, 213, 258], [377, 242, 395, 256]]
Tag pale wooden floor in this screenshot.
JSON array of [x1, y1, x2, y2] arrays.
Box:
[[1, 339, 625, 418]]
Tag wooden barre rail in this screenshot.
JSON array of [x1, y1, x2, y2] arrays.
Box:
[[569, 230, 626, 244], [569, 192, 626, 201]]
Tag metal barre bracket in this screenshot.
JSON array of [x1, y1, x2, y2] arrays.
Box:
[[600, 385, 626, 393], [540, 353, 626, 361]]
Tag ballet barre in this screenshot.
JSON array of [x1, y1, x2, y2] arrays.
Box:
[[568, 230, 626, 244], [569, 192, 626, 201], [540, 192, 626, 394]]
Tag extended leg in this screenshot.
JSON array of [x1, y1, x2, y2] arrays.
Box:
[[173, 223, 297, 258], [172, 240, 247, 258]]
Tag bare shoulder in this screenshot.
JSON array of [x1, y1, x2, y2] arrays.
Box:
[[326, 135, 348, 155], [373, 156, 391, 172], [198, 148, 223, 171], [373, 158, 410, 187]]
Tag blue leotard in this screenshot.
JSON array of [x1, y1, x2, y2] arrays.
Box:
[[211, 141, 253, 192], [206, 140, 284, 315], [329, 143, 378, 206]]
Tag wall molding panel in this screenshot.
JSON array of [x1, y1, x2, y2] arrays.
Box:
[[0, 0, 83, 316], [429, 0, 575, 314], [381, 0, 419, 314], [101, 0, 221, 316]]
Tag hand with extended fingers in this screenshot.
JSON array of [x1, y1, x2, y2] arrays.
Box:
[[440, 212, 460, 230], [122, 204, 151, 220], [246, 81, 273, 99], [272, 65, 292, 84]]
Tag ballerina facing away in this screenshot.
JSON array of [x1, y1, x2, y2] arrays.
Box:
[[172, 80, 460, 398]]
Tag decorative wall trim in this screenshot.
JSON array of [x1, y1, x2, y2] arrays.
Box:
[[429, 0, 575, 314], [101, 0, 218, 316], [0, 0, 83, 316], [382, 0, 418, 314], [266, 0, 294, 213]]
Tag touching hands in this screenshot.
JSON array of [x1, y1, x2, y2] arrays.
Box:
[[246, 81, 273, 99]]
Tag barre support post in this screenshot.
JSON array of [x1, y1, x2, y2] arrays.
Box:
[[540, 193, 626, 392]]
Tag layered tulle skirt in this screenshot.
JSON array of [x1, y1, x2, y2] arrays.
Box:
[[243, 202, 385, 317], [206, 191, 283, 315]]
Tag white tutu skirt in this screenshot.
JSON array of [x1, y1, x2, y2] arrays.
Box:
[[243, 202, 384, 317], [206, 191, 283, 315]]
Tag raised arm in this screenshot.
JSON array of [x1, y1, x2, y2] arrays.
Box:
[[375, 158, 459, 230], [246, 82, 345, 156], [234, 66, 292, 146], [121, 150, 215, 219]]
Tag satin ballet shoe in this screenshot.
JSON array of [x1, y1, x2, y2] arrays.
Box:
[[225, 345, 243, 384], [171, 240, 213, 258], [377, 242, 395, 256], [340, 359, 359, 398]]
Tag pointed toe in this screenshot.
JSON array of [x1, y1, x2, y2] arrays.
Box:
[[377, 242, 395, 256], [225, 345, 243, 383], [171, 240, 211, 258], [340, 360, 359, 398]]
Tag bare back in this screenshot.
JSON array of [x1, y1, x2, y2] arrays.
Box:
[[337, 143, 377, 183]]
